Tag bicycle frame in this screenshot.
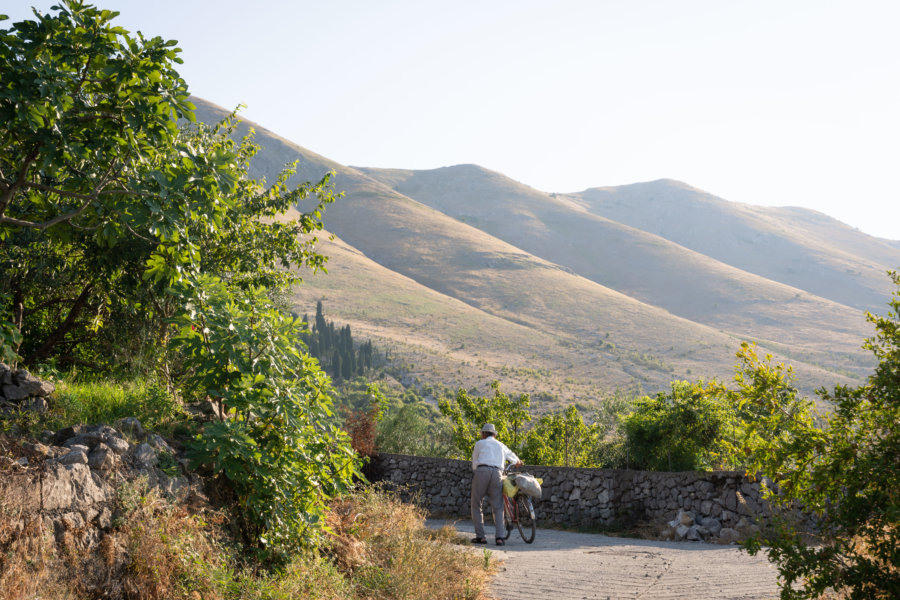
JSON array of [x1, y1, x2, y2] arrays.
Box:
[[501, 468, 537, 543]]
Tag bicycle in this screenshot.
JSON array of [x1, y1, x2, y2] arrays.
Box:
[[500, 465, 537, 543]]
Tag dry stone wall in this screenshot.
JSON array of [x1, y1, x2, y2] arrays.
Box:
[[1, 419, 202, 549], [369, 453, 780, 543]]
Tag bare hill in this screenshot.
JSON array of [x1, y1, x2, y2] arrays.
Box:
[[570, 180, 899, 313], [191, 98, 870, 399], [357, 165, 873, 380]]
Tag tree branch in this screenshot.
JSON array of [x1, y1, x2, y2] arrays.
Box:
[[0, 147, 41, 216], [23, 283, 94, 366]]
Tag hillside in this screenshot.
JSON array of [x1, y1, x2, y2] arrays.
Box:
[[570, 180, 899, 313], [192, 98, 882, 401], [357, 165, 873, 380]]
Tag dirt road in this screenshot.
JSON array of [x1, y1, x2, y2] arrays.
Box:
[[433, 520, 782, 600]]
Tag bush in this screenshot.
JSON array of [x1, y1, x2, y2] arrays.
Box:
[[728, 273, 900, 599]]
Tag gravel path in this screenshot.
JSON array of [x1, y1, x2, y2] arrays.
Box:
[[430, 519, 782, 600]]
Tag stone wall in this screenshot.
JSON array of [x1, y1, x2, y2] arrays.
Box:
[[369, 453, 779, 543], [0, 419, 201, 549]]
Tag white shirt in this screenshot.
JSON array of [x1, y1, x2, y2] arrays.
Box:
[[471, 436, 520, 471]]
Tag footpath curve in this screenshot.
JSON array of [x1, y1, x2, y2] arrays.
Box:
[[433, 520, 781, 600]]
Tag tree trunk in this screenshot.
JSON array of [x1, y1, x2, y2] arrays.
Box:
[[24, 283, 93, 366]]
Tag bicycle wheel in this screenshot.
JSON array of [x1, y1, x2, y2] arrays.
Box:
[[514, 495, 536, 543], [502, 496, 512, 540]]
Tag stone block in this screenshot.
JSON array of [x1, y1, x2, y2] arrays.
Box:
[[58, 448, 89, 466], [16, 372, 55, 397], [88, 443, 118, 471], [717, 527, 740, 544], [2, 384, 29, 402], [114, 417, 145, 439], [132, 443, 158, 468]]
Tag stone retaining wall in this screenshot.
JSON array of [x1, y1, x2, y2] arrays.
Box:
[[369, 453, 779, 543]]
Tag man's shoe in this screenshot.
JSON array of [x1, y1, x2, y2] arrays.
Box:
[[471, 537, 487, 544], [495, 538, 506, 546]]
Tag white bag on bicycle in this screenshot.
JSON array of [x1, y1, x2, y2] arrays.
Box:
[[515, 473, 543, 499]]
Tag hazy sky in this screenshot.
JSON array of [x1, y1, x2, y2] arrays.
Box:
[[7, 1, 900, 240]]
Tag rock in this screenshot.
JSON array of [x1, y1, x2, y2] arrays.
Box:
[[26, 397, 49, 413], [718, 527, 740, 545], [16, 371, 55, 397], [42, 462, 113, 511], [735, 517, 761, 538], [58, 448, 89, 466], [0, 362, 11, 385], [88, 443, 118, 471], [132, 443, 157, 468], [2, 384, 29, 402], [64, 425, 131, 455], [147, 434, 173, 454], [700, 517, 722, 536], [725, 491, 738, 512], [686, 526, 702, 541], [675, 524, 691, 539], [114, 417, 145, 439], [23, 442, 53, 458], [677, 509, 694, 527], [53, 425, 85, 446]]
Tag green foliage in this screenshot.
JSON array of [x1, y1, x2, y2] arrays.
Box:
[[519, 405, 601, 467], [175, 278, 361, 558], [0, 0, 359, 561], [725, 275, 900, 599], [622, 380, 733, 471], [438, 381, 531, 458], [376, 403, 454, 457], [52, 378, 183, 432], [0, 0, 194, 238], [0, 1, 336, 371]]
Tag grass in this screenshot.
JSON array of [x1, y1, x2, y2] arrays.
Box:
[[0, 376, 191, 440]]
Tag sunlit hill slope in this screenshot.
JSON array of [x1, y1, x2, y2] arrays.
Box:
[[192, 97, 899, 403]]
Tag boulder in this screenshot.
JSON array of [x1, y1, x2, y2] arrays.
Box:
[[2, 384, 29, 402], [41, 462, 114, 512], [677, 509, 694, 527], [699, 516, 722, 536], [114, 417, 145, 440], [58, 447, 89, 466], [717, 527, 740, 545], [15, 371, 55, 397], [132, 442, 158, 468], [88, 443, 119, 471]]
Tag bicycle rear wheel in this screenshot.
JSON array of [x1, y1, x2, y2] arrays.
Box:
[[515, 495, 536, 543]]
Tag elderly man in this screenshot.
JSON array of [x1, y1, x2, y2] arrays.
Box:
[[470, 423, 523, 546]]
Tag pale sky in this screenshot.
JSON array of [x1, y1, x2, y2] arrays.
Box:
[[7, 0, 900, 240]]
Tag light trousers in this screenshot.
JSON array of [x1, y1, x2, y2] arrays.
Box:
[[471, 465, 505, 540]]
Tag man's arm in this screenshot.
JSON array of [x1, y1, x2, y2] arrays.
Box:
[[502, 442, 523, 468]]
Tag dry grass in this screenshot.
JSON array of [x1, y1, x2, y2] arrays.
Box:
[[0, 463, 493, 600], [326, 487, 495, 600]]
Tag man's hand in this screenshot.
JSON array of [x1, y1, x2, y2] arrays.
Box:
[[515, 460, 524, 467]]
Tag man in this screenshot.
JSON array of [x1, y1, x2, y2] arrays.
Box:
[[470, 423, 523, 546]]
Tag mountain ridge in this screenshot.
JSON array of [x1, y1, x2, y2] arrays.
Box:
[[191, 97, 893, 402]]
